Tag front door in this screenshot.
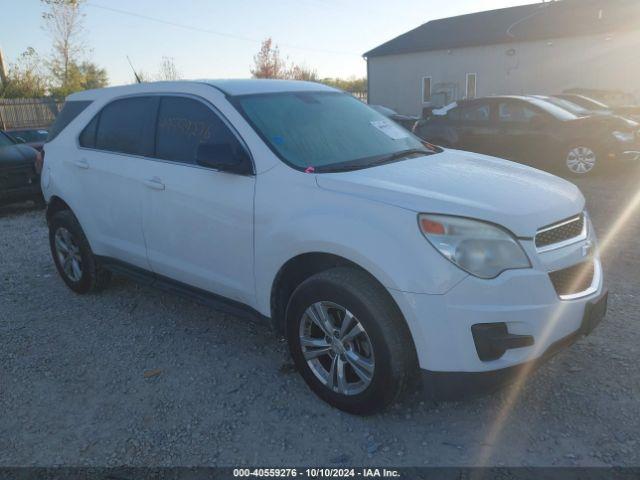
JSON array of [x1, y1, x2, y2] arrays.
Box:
[[141, 95, 256, 305], [495, 99, 549, 166]]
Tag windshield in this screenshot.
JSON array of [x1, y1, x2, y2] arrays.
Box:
[[562, 94, 609, 110], [370, 105, 397, 117], [524, 97, 579, 121], [0, 132, 15, 148], [10, 129, 48, 143], [233, 91, 432, 171]]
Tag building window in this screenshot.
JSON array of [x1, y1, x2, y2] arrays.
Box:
[[466, 73, 477, 99], [422, 77, 432, 103]]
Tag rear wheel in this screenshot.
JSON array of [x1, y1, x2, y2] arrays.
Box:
[[565, 145, 598, 175], [286, 267, 415, 415], [49, 210, 111, 294]]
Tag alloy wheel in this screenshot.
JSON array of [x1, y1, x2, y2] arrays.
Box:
[[566, 146, 596, 174], [299, 301, 375, 396], [54, 227, 83, 282]]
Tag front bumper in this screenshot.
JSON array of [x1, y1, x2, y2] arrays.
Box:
[[389, 249, 606, 373], [419, 289, 607, 398]]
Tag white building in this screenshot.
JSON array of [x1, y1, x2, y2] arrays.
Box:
[[364, 0, 640, 116]]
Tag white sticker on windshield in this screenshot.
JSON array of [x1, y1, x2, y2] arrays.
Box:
[[370, 120, 408, 140]]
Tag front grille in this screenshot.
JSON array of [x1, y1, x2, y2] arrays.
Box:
[[549, 261, 594, 297], [535, 214, 585, 250]]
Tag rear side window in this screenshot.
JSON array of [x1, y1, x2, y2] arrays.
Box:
[[47, 100, 92, 141], [95, 97, 157, 156], [156, 96, 240, 165], [449, 103, 490, 122]]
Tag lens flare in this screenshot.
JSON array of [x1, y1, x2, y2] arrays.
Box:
[[475, 172, 640, 467]]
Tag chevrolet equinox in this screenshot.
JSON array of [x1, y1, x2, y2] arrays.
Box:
[[41, 80, 607, 414]]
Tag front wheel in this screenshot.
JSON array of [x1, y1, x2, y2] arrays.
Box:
[[565, 145, 598, 176], [286, 267, 416, 415]]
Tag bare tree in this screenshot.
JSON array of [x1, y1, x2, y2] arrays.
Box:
[[41, 0, 85, 90], [251, 38, 286, 79], [286, 63, 318, 81], [157, 56, 180, 81]]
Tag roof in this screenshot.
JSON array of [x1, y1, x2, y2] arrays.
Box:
[[202, 79, 337, 95], [68, 79, 337, 101], [364, 0, 640, 58]]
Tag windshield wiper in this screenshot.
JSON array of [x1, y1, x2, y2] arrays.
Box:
[[386, 148, 433, 161], [313, 148, 435, 173]]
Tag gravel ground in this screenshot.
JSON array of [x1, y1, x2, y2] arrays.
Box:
[[1, 169, 639, 467]]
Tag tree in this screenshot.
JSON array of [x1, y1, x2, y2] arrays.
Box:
[[0, 48, 49, 98], [251, 38, 286, 79], [320, 76, 367, 93], [286, 63, 318, 81], [157, 56, 180, 81], [41, 0, 108, 96], [42, 0, 85, 90]]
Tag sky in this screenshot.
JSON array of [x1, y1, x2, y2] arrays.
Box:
[[1, 0, 532, 86]]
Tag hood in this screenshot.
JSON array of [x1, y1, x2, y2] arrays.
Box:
[[0, 143, 38, 168], [316, 149, 584, 238]]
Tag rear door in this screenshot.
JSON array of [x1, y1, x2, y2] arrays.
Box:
[[141, 95, 256, 305], [75, 96, 157, 269]]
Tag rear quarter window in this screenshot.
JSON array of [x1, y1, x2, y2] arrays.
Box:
[[47, 101, 92, 141]]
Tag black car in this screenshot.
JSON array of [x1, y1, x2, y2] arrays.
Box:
[[0, 131, 42, 207], [3, 128, 49, 151], [414, 95, 640, 176], [369, 105, 420, 130], [554, 93, 640, 123]]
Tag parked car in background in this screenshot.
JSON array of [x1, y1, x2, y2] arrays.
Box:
[[369, 105, 420, 130], [531, 95, 639, 130], [0, 131, 42, 207], [554, 94, 640, 122], [3, 128, 49, 151], [414, 95, 640, 175], [42, 80, 606, 414]]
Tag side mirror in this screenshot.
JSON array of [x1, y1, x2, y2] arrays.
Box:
[[196, 143, 252, 175]]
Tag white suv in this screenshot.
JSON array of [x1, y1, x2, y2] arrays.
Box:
[[41, 80, 607, 414]]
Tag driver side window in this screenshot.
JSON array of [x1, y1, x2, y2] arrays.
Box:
[[155, 96, 240, 165], [498, 102, 538, 123]]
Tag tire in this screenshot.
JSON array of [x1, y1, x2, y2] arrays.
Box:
[[285, 267, 416, 415], [49, 210, 111, 294], [564, 144, 599, 176]]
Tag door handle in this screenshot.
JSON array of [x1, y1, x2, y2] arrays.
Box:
[[143, 178, 165, 190], [73, 159, 89, 169]]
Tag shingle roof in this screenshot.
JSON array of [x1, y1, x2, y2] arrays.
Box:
[[364, 0, 640, 58]]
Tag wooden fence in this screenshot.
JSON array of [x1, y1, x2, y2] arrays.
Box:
[[0, 98, 64, 130]]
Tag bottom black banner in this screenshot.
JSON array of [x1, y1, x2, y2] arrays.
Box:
[[0, 467, 639, 480]]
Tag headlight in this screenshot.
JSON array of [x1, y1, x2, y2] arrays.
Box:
[[612, 130, 634, 142], [418, 214, 531, 279]]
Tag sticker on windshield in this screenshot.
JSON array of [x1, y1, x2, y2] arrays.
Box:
[[370, 120, 408, 140]]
